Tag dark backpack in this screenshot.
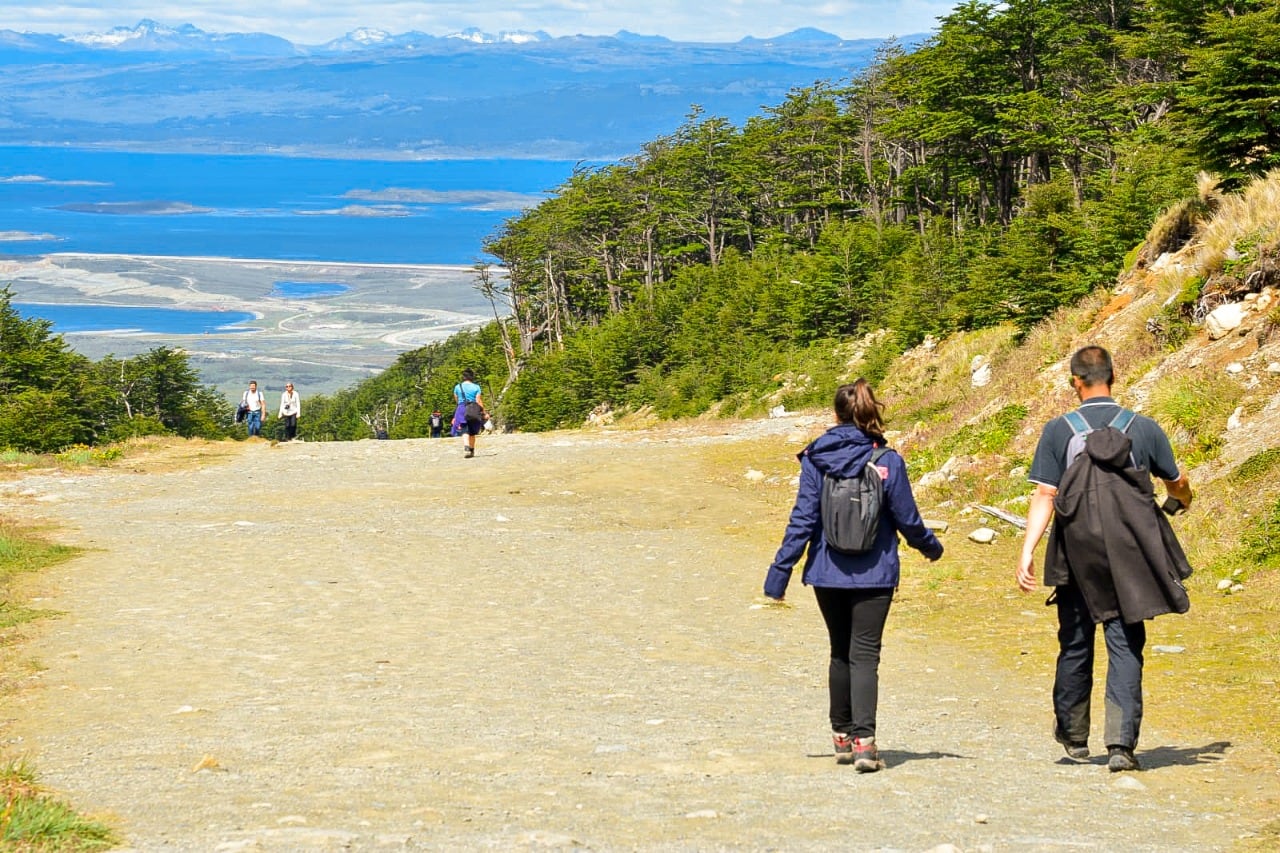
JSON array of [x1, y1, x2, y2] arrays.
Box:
[[820, 447, 890, 555]]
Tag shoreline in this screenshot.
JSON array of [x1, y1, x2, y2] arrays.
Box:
[[39, 251, 482, 272]]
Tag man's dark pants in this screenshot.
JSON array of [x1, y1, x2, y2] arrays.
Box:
[[1054, 580, 1145, 750]]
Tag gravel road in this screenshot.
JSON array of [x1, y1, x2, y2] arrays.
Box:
[[3, 422, 1275, 851]]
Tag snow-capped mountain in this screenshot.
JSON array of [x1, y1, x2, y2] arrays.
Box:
[[0, 20, 926, 159], [59, 19, 296, 55], [444, 27, 553, 45]]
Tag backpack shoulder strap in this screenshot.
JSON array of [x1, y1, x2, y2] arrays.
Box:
[[869, 446, 890, 463], [1108, 408, 1136, 433], [1062, 410, 1090, 434]]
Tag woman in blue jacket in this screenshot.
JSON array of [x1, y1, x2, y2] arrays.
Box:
[[764, 379, 943, 772]]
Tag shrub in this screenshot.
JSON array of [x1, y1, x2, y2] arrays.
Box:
[[1147, 373, 1243, 465], [1240, 499, 1280, 569], [1233, 448, 1280, 483]]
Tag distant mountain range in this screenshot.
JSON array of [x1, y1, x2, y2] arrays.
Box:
[[0, 20, 927, 159]]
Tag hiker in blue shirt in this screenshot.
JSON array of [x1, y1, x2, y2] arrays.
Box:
[[453, 368, 487, 458], [1017, 345, 1194, 773], [763, 379, 943, 772]]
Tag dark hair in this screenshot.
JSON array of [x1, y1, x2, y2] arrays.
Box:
[[1069, 346, 1113, 387], [834, 378, 886, 439], [461, 368, 476, 382]]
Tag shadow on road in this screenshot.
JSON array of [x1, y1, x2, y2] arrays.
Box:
[[1139, 741, 1231, 769], [806, 749, 967, 763]]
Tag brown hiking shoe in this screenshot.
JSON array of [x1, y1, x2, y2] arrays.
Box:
[[853, 736, 884, 773]]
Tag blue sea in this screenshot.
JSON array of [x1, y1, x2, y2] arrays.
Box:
[[0, 146, 583, 265], [13, 303, 256, 334]]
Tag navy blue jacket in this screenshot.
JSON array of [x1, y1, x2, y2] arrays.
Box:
[[763, 425, 943, 598]]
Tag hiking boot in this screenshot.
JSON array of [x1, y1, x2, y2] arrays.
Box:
[[1054, 725, 1089, 760], [832, 732, 854, 765], [1107, 746, 1141, 772], [853, 736, 884, 773], [464, 446, 474, 458]]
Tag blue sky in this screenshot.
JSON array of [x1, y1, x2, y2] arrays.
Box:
[[0, 1, 954, 44]]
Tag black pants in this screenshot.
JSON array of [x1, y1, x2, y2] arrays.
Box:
[[282, 414, 298, 440], [1053, 581, 1145, 750], [814, 586, 894, 739]]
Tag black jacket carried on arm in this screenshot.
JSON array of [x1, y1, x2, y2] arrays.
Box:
[[1045, 425, 1192, 624]]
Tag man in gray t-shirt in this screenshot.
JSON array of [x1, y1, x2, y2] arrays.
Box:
[[1016, 346, 1193, 773]]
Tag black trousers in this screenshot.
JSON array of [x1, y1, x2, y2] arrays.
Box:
[[814, 586, 894, 739], [1053, 581, 1145, 750], [282, 414, 298, 440]]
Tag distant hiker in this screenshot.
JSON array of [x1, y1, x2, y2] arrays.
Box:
[[453, 369, 487, 458], [429, 409, 445, 439], [241, 380, 267, 437], [1017, 345, 1194, 773], [278, 382, 300, 441], [763, 379, 943, 772]]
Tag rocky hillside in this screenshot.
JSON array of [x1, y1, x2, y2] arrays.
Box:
[[871, 172, 1279, 569]]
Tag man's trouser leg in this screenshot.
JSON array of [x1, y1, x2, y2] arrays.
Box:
[[1102, 616, 1145, 750], [1053, 583, 1095, 743]]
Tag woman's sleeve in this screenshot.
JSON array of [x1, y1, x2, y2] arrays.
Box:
[[881, 451, 943, 560], [763, 457, 821, 598]]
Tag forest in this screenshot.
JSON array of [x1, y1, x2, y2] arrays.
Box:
[[3, 0, 1278, 448]]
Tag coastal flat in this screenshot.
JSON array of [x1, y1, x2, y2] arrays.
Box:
[[4, 422, 1276, 851], [0, 253, 491, 397]]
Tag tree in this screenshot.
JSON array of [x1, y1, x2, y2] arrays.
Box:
[[0, 288, 99, 450], [1179, 6, 1280, 180]]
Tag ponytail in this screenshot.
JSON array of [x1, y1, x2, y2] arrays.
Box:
[[834, 378, 885, 440]]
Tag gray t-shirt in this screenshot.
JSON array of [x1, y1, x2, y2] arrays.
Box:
[[1028, 397, 1180, 489]]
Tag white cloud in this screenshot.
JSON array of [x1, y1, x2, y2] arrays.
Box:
[[0, 1, 951, 43]]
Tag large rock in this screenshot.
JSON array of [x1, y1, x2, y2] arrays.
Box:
[[1205, 302, 1247, 340], [970, 354, 992, 387]]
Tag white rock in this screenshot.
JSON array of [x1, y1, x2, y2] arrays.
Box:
[[1189, 357, 1204, 368], [769, 405, 789, 418], [1205, 303, 1247, 340], [1226, 406, 1244, 430], [1225, 362, 1245, 375], [1267, 362, 1280, 374], [1217, 579, 1233, 591], [685, 810, 719, 819], [1114, 775, 1147, 791], [744, 469, 766, 482], [968, 527, 997, 544], [1153, 645, 1186, 654], [1231, 584, 1245, 594], [971, 361, 993, 388], [918, 470, 949, 489], [1009, 465, 1028, 478]]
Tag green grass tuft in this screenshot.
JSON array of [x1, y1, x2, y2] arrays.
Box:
[[0, 760, 116, 850]]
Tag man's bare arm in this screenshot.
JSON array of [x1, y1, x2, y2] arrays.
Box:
[[1016, 484, 1057, 592]]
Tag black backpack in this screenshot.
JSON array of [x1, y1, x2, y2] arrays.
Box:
[[820, 447, 890, 555]]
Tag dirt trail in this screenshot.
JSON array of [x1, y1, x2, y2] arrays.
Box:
[[3, 422, 1275, 851]]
